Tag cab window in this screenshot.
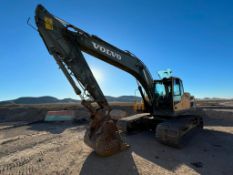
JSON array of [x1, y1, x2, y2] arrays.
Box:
[[155, 83, 166, 96], [173, 79, 183, 102]]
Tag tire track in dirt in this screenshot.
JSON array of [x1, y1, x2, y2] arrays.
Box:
[[0, 125, 88, 175], [31, 127, 91, 175], [0, 132, 60, 158]]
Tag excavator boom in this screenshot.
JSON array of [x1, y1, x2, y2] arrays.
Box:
[[64, 28, 154, 107], [35, 5, 154, 110]]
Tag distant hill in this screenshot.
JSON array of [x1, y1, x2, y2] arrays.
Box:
[[0, 95, 141, 105], [0, 96, 67, 105], [1, 96, 232, 105], [106, 95, 141, 102]]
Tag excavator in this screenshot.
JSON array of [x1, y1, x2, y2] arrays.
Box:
[[35, 5, 203, 156]]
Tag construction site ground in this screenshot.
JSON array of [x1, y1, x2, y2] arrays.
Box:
[[0, 101, 233, 175]]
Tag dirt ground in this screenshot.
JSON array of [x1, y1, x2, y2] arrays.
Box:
[[0, 101, 233, 175]]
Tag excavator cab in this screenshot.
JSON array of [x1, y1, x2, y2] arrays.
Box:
[[154, 77, 192, 116]]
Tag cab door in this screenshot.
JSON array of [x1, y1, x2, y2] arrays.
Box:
[[173, 79, 190, 112]]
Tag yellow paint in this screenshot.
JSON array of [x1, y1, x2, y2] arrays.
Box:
[[44, 17, 53, 30], [133, 101, 145, 112]]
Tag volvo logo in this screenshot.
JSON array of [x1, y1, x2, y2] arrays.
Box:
[[92, 42, 121, 60]]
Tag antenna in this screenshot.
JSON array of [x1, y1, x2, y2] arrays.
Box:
[[27, 17, 38, 31]]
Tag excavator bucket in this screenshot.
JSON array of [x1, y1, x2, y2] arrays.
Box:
[[83, 109, 129, 156]]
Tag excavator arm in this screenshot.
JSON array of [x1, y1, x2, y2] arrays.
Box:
[[35, 5, 154, 156]]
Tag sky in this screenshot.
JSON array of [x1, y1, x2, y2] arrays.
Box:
[[0, 0, 233, 101]]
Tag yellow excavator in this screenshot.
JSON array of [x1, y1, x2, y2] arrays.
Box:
[[35, 5, 203, 156]]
